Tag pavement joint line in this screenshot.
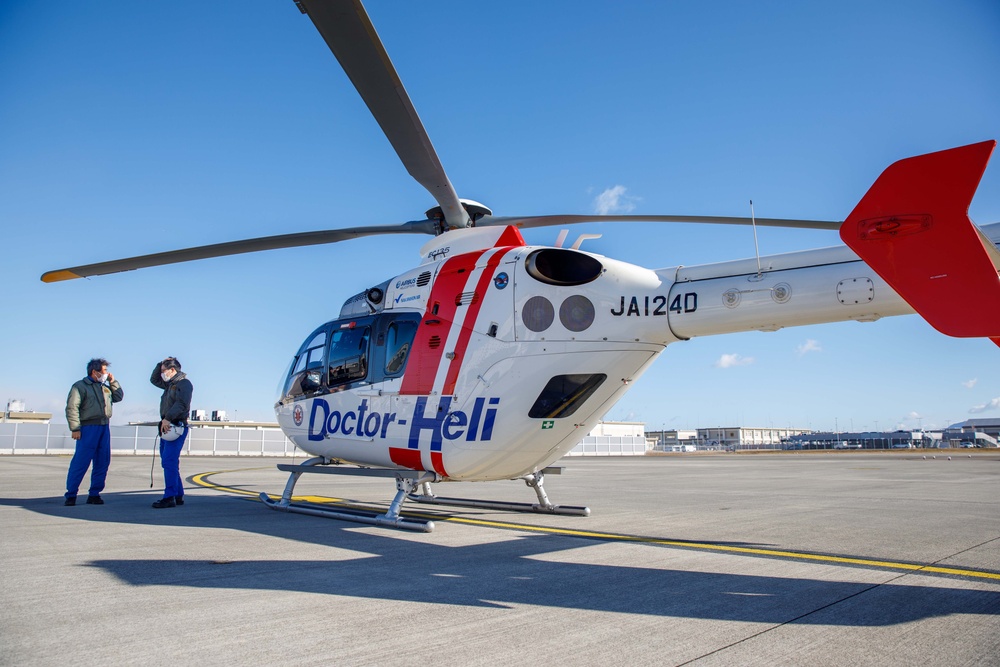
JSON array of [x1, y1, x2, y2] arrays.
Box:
[[192, 468, 1000, 582], [677, 576, 898, 666]]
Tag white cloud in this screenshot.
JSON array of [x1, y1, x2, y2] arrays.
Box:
[[593, 185, 639, 215], [895, 411, 923, 430], [962, 378, 978, 389], [715, 353, 754, 368], [969, 398, 1000, 414], [796, 339, 822, 356]]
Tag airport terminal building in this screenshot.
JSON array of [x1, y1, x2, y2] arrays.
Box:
[[784, 420, 999, 449], [647, 427, 811, 451]]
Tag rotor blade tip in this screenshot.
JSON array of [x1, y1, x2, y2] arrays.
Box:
[[41, 270, 82, 283]]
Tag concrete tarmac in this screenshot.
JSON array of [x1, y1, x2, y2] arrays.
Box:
[[1, 452, 998, 666]]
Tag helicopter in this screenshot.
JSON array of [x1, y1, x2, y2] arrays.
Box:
[[42, 0, 999, 532]]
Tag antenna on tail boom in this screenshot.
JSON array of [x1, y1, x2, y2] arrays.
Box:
[[750, 200, 763, 279]]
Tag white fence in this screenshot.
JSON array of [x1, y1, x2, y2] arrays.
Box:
[[1, 424, 651, 457], [565, 435, 650, 456], [0, 423, 305, 457]]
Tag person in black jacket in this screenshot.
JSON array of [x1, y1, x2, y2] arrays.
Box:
[[150, 357, 193, 508]]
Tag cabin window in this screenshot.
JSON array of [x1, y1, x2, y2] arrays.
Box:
[[293, 342, 326, 374], [328, 325, 371, 387], [528, 373, 607, 419], [283, 329, 328, 400], [384, 319, 418, 376]]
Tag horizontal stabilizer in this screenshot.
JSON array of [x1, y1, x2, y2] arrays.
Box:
[[840, 141, 999, 338]]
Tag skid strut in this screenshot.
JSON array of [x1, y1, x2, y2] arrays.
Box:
[[259, 457, 436, 532], [407, 469, 590, 516]]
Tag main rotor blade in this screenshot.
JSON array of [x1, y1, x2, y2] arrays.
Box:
[[41, 220, 438, 282], [297, 0, 469, 230], [476, 214, 841, 231]]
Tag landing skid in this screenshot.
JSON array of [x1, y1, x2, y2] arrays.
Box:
[[407, 470, 590, 516], [260, 458, 590, 532], [259, 457, 435, 532]]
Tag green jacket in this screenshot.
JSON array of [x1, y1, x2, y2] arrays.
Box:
[[65, 376, 124, 431]]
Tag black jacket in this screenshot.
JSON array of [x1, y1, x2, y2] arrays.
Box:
[[150, 364, 193, 425]]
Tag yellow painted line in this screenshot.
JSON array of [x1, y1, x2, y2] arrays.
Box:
[[190, 469, 349, 504], [190, 469, 266, 497], [446, 517, 1000, 580], [192, 469, 1000, 582]]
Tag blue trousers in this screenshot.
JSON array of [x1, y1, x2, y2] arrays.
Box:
[[65, 424, 111, 499], [159, 426, 188, 499]]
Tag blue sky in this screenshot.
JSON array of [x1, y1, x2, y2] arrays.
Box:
[[1, 1, 999, 431]]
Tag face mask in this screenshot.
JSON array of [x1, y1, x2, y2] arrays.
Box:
[[161, 371, 173, 382], [98, 373, 109, 383]]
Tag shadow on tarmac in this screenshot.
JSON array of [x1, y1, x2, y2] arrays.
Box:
[[3, 491, 1000, 626]]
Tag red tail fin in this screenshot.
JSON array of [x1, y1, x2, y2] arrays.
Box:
[[840, 141, 999, 339]]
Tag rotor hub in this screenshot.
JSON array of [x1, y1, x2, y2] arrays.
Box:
[[425, 199, 493, 226]]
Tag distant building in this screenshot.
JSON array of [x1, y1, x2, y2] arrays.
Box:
[[784, 430, 949, 449], [948, 419, 1000, 447], [1, 400, 52, 424], [698, 427, 810, 450], [644, 427, 811, 451], [647, 429, 699, 451]]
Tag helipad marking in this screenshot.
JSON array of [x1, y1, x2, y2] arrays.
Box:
[[190, 469, 347, 505], [192, 469, 1000, 582]]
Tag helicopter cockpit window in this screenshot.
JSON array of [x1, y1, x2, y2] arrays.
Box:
[[283, 330, 328, 400], [528, 373, 607, 419], [384, 319, 418, 376], [328, 325, 371, 387]]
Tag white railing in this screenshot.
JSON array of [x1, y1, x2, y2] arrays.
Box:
[[0, 423, 305, 457], [565, 435, 650, 456], [2, 424, 653, 457]]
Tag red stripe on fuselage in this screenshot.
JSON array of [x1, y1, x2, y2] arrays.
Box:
[[442, 249, 511, 394], [400, 251, 487, 395], [430, 451, 448, 477], [389, 447, 424, 471]]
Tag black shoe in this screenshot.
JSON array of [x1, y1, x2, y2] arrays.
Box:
[[86, 496, 104, 505], [151, 498, 176, 509], [64, 497, 76, 506], [174, 496, 184, 506]]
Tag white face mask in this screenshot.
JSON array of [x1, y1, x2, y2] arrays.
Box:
[[161, 371, 173, 383], [98, 373, 109, 383]]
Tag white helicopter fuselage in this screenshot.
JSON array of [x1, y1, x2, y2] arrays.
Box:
[[274, 225, 930, 481]]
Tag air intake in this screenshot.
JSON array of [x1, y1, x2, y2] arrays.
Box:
[[525, 249, 603, 286]]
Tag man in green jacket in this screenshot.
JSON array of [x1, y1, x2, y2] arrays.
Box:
[[64, 358, 124, 506]]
